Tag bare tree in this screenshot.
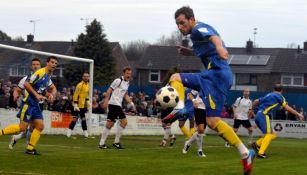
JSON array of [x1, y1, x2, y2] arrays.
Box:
[[155, 30, 184, 46], [122, 40, 150, 61]]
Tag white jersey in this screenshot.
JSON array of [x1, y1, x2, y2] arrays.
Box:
[[191, 90, 206, 110], [18, 76, 28, 90], [108, 76, 129, 107], [233, 97, 252, 120]]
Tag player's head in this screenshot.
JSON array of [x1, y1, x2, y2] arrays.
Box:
[[82, 72, 89, 82], [274, 84, 283, 93], [175, 6, 196, 35], [123, 66, 132, 81], [243, 88, 250, 97], [46, 56, 58, 72], [31, 58, 41, 72]]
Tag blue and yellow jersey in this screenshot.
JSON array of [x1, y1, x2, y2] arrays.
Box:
[[190, 21, 229, 69], [73, 81, 89, 108], [257, 92, 287, 115], [23, 67, 53, 105]]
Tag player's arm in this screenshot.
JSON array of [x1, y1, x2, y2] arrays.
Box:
[[209, 35, 229, 60], [46, 84, 57, 103], [13, 87, 23, 102], [24, 81, 45, 102], [102, 87, 112, 110], [284, 104, 304, 121], [124, 93, 136, 112], [232, 98, 240, 118], [72, 83, 81, 111], [175, 45, 194, 56]]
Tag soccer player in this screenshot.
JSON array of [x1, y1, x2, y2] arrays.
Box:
[[98, 67, 136, 149], [0, 56, 57, 155], [159, 107, 176, 147], [8, 58, 41, 149], [178, 88, 195, 140], [251, 84, 304, 158], [67, 72, 91, 138], [225, 88, 253, 147], [162, 6, 255, 174], [182, 90, 207, 157]]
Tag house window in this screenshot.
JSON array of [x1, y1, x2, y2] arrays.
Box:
[[10, 66, 29, 77], [281, 74, 304, 86], [149, 70, 160, 83], [236, 74, 257, 85]]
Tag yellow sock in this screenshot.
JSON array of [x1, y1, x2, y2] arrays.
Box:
[[0, 124, 21, 135], [256, 138, 263, 147], [213, 120, 241, 146], [170, 80, 185, 101], [27, 128, 41, 150], [180, 126, 189, 138], [259, 133, 277, 154], [188, 127, 195, 139]]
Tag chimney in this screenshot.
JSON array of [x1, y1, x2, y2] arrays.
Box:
[[304, 41, 307, 52], [182, 38, 189, 47], [246, 39, 253, 53], [27, 34, 34, 43], [297, 45, 301, 54], [71, 39, 74, 47]]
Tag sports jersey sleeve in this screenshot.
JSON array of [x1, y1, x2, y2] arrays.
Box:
[[48, 79, 53, 87], [18, 76, 28, 89], [27, 71, 40, 85], [280, 96, 287, 107], [233, 97, 240, 107], [110, 78, 121, 90], [194, 26, 217, 39]]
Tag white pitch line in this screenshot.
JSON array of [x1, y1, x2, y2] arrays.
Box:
[[0, 171, 47, 175]]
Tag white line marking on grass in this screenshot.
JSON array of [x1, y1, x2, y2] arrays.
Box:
[[0, 171, 47, 175]]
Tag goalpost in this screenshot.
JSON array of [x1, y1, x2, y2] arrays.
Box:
[[0, 43, 94, 134]]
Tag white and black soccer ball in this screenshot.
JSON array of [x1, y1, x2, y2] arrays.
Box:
[[155, 86, 179, 109]]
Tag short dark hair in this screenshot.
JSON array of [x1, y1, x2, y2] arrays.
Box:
[[47, 56, 58, 62], [274, 84, 283, 92], [31, 58, 41, 63], [123, 66, 132, 73], [175, 6, 194, 19]]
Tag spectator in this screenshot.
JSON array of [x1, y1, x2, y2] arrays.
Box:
[[221, 106, 230, 118], [299, 107, 306, 121], [275, 106, 287, 120]]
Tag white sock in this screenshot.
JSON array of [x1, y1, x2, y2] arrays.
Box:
[[67, 129, 72, 137], [187, 132, 198, 145], [114, 125, 125, 143], [84, 130, 89, 138], [163, 127, 171, 140], [237, 143, 249, 159], [248, 132, 253, 142], [175, 100, 184, 109], [196, 133, 204, 151], [99, 127, 110, 145], [14, 132, 26, 141]]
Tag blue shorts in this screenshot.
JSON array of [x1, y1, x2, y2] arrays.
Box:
[[17, 102, 43, 123], [255, 112, 273, 134], [180, 67, 232, 117]]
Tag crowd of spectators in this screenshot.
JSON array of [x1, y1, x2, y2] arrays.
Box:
[[0, 80, 306, 120], [0, 80, 160, 117]]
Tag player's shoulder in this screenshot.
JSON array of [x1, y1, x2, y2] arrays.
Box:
[[192, 22, 216, 33], [33, 68, 45, 77]]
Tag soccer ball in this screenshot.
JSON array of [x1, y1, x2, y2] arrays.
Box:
[[155, 86, 179, 109]]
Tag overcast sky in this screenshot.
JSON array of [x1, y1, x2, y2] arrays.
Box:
[[1, 0, 306, 48]]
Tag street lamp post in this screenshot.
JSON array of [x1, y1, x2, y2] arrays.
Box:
[[29, 19, 40, 37], [253, 27, 257, 47]]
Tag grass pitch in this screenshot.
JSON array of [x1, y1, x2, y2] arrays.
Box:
[[0, 134, 306, 175]]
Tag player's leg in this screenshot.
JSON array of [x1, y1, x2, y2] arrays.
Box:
[[67, 110, 79, 138], [195, 108, 206, 157], [161, 123, 171, 146], [9, 131, 27, 150], [26, 117, 44, 155], [99, 120, 114, 149], [1, 103, 30, 136], [188, 115, 195, 138], [243, 120, 253, 144], [226, 119, 240, 147], [163, 73, 200, 122], [113, 116, 127, 149], [254, 114, 277, 158], [178, 120, 189, 139], [80, 108, 88, 138]]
